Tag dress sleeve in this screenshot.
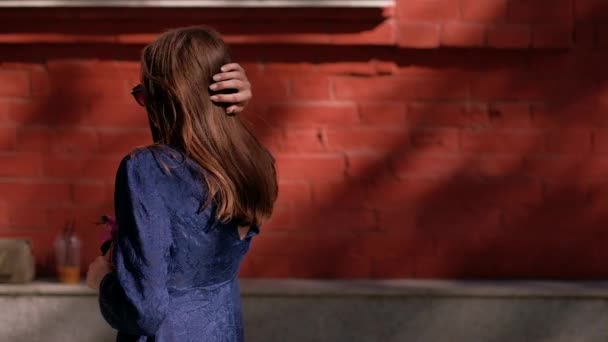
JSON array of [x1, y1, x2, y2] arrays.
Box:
[[98, 152, 171, 336]]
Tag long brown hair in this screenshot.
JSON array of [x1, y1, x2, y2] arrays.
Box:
[[141, 26, 277, 227]]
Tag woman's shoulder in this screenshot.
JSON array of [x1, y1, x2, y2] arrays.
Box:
[[119, 144, 187, 177]]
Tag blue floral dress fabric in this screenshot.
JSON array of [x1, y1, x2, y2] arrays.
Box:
[[98, 145, 257, 342]]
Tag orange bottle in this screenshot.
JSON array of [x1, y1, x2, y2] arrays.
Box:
[[54, 222, 81, 284]]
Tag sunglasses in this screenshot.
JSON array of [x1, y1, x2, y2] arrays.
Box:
[[131, 84, 145, 107]]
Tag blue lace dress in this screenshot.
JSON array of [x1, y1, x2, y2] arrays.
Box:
[[98, 146, 257, 342]]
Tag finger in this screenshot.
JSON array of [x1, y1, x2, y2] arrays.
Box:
[[209, 79, 246, 91], [212, 71, 246, 82], [226, 105, 244, 114], [220, 63, 244, 73], [210, 91, 250, 104]]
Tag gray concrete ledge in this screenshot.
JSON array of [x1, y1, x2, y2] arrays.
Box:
[[2, 279, 608, 342], [3, 279, 608, 298]]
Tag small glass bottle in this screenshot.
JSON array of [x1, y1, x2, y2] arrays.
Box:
[[54, 221, 81, 284]]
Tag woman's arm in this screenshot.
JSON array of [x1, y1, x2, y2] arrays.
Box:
[[98, 152, 171, 336]]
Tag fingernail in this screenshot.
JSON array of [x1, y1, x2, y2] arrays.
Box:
[[210, 95, 219, 101], [209, 84, 218, 90], [221, 67, 226, 72], [213, 75, 221, 81]]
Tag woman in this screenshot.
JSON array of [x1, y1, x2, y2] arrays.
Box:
[[86, 26, 277, 342]]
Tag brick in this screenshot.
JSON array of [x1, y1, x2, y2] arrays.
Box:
[[532, 24, 574, 48], [304, 209, 377, 232], [390, 154, 464, 180], [456, 179, 543, 207], [275, 182, 311, 207], [440, 22, 485, 47], [574, 23, 596, 47], [246, 255, 292, 278], [247, 74, 290, 101], [528, 52, 607, 79], [280, 129, 325, 153], [30, 67, 50, 97], [416, 205, 502, 232], [1, 99, 48, 125], [43, 156, 122, 182], [462, 0, 508, 23], [465, 155, 527, 179], [71, 183, 110, 206], [310, 181, 370, 209], [410, 128, 460, 153], [47, 100, 88, 126], [594, 130, 608, 154], [333, 77, 468, 101], [375, 61, 399, 75], [372, 257, 417, 278], [0, 182, 71, 204], [47, 60, 124, 79], [359, 102, 406, 126], [325, 127, 407, 152], [49, 76, 130, 102], [528, 156, 578, 180], [251, 233, 320, 256], [575, 0, 608, 22], [97, 130, 151, 154], [262, 206, 294, 231], [397, 0, 461, 21], [255, 128, 284, 154], [397, 66, 473, 80], [408, 103, 488, 127], [363, 233, 424, 262], [470, 71, 548, 101], [267, 103, 359, 126], [488, 103, 532, 128], [487, 25, 531, 48], [522, 156, 596, 181], [52, 128, 100, 154], [289, 75, 331, 100], [532, 101, 608, 128], [330, 19, 396, 45], [316, 62, 376, 76], [329, 256, 372, 279], [86, 102, 149, 128], [251, 252, 371, 278], [397, 22, 441, 48], [226, 33, 331, 45], [263, 63, 312, 75], [345, 153, 392, 180], [276, 154, 345, 181], [370, 179, 442, 208], [0, 153, 42, 177], [461, 129, 544, 153], [0, 205, 50, 229], [0, 127, 16, 151], [0, 70, 30, 97], [594, 24, 608, 47], [509, 0, 573, 23], [16, 127, 51, 152], [545, 128, 592, 154]]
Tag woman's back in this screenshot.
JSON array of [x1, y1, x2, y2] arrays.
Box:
[[99, 146, 256, 342]]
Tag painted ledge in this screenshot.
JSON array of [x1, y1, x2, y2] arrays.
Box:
[[2, 279, 608, 298], [0, 0, 394, 7]]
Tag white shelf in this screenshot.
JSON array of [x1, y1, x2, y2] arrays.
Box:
[[0, 0, 394, 7]]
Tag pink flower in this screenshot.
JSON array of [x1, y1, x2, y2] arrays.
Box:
[[97, 215, 118, 242]]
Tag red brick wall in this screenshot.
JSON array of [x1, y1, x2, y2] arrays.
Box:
[[1, 0, 607, 279]]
